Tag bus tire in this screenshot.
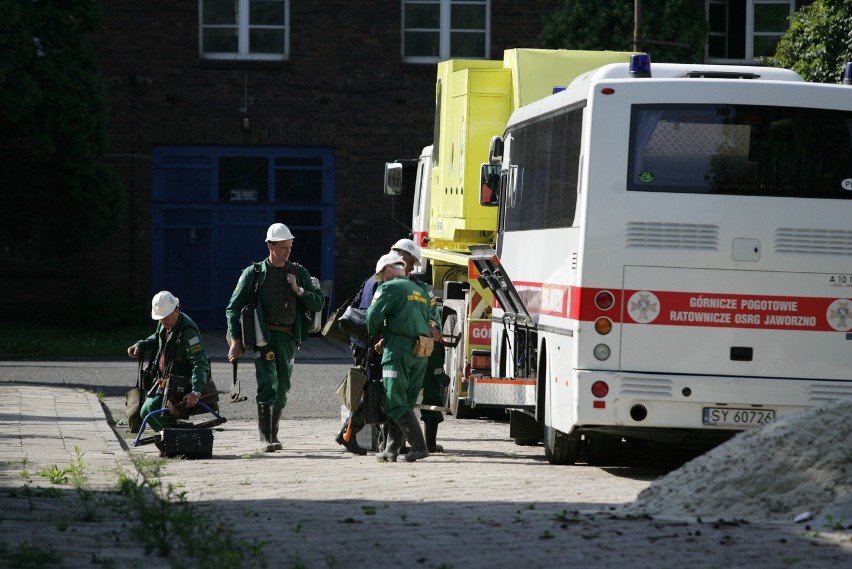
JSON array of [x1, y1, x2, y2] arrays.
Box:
[[543, 425, 580, 465]]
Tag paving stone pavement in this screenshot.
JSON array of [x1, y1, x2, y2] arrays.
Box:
[[1, 383, 851, 569]]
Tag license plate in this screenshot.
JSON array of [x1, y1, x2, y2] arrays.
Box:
[[702, 407, 775, 428]]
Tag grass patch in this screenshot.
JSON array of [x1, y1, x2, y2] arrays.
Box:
[[0, 324, 148, 358]]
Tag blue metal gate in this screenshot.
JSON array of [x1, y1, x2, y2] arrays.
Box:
[[151, 146, 335, 328]]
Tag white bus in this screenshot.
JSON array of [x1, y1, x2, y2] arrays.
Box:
[[477, 56, 852, 465]]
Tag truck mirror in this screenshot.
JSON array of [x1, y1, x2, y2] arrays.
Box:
[[488, 136, 504, 164], [480, 163, 500, 206], [384, 162, 403, 196]]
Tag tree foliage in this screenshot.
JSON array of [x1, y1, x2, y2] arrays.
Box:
[[540, 0, 707, 64], [0, 0, 124, 265], [766, 0, 852, 83]]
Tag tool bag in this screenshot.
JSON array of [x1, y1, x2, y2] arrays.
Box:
[[159, 428, 213, 459], [336, 366, 367, 411], [239, 263, 263, 348], [413, 335, 434, 358], [126, 347, 157, 433]]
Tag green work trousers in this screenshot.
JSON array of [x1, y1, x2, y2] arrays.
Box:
[[419, 345, 445, 422], [139, 394, 177, 432], [382, 351, 427, 423], [254, 329, 297, 410]]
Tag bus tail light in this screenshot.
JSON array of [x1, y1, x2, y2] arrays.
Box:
[[591, 381, 609, 398], [595, 290, 615, 310], [593, 344, 611, 361], [594, 317, 612, 335]]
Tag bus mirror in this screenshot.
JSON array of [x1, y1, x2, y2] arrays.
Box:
[[384, 162, 403, 196], [488, 136, 504, 165], [480, 163, 500, 206]]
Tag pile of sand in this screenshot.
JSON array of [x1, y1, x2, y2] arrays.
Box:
[[623, 398, 852, 523]]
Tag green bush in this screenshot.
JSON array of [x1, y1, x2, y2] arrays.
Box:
[[766, 0, 852, 83]]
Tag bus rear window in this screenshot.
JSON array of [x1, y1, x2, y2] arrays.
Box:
[[628, 104, 852, 199]]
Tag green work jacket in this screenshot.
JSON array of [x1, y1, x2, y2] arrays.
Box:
[[226, 259, 325, 344], [367, 276, 431, 363], [135, 312, 210, 393]]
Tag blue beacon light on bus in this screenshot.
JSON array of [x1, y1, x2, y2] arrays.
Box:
[[629, 54, 652, 78], [843, 62, 852, 85]]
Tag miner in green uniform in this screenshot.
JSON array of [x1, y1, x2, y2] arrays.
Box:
[[226, 223, 325, 452], [127, 291, 211, 432], [391, 238, 446, 453], [367, 252, 432, 462]]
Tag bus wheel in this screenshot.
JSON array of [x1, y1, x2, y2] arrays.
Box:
[[586, 436, 622, 466], [543, 425, 580, 465], [514, 438, 540, 446]]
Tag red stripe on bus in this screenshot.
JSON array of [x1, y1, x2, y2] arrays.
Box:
[[500, 282, 851, 332]]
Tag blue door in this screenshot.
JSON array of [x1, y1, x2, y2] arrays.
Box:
[[151, 147, 336, 328]]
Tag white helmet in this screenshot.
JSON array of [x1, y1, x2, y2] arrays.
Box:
[[151, 291, 179, 320], [266, 223, 294, 242], [391, 238, 422, 266], [375, 252, 406, 275]]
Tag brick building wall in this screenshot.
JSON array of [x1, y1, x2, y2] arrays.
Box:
[[2, 1, 559, 324]]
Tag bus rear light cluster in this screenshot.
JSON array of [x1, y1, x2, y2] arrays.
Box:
[[591, 381, 609, 398], [593, 343, 611, 361], [594, 317, 612, 335], [595, 290, 615, 310]]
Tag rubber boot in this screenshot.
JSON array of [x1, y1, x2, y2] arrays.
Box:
[[257, 404, 275, 453], [376, 420, 403, 462], [335, 408, 367, 455], [397, 411, 429, 462], [424, 417, 443, 453], [270, 407, 283, 451]]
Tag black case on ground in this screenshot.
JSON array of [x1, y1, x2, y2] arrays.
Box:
[[159, 428, 214, 459]]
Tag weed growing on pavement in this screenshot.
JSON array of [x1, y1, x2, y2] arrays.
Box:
[[4, 540, 61, 568], [35, 447, 87, 487], [539, 529, 555, 539], [362, 505, 377, 515], [292, 522, 303, 533], [116, 471, 268, 567], [782, 557, 801, 565], [37, 465, 68, 485], [552, 510, 580, 523], [325, 553, 339, 568], [823, 514, 847, 530]]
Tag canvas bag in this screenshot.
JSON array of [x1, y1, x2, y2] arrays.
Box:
[[335, 366, 367, 411]]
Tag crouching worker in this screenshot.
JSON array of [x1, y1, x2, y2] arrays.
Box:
[[366, 253, 432, 462], [127, 291, 211, 432]]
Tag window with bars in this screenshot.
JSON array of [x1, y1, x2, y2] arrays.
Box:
[[402, 0, 489, 63], [200, 0, 288, 61]]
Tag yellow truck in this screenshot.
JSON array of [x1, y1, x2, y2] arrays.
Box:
[[384, 49, 635, 419]]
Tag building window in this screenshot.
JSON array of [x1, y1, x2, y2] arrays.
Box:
[[200, 0, 289, 61], [402, 0, 489, 63], [707, 0, 795, 63]]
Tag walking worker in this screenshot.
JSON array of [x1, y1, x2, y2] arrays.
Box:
[[127, 291, 210, 432], [367, 252, 432, 462], [391, 238, 446, 453], [226, 223, 325, 453]]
